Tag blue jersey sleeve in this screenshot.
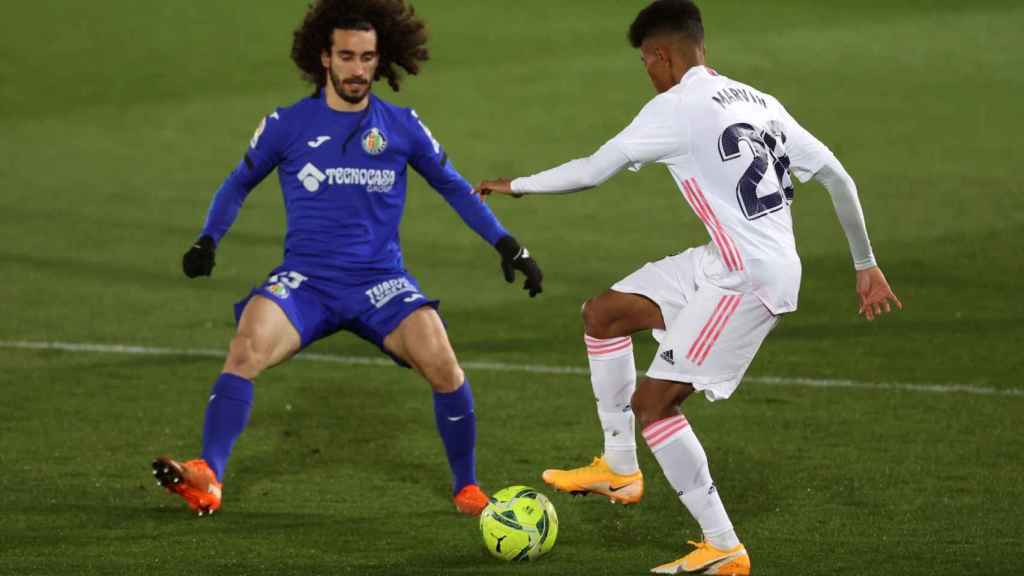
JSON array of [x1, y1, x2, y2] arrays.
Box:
[[200, 111, 288, 244], [406, 110, 509, 245]]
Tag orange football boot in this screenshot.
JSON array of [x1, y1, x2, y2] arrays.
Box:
[[650, 540, 751, 575], [453, 484, 489, 516], [153, 456, 222, 516], [542, 456, 644, 504]]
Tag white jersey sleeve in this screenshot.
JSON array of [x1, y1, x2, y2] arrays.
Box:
[[772, 97, 876, 270], [509, 141, 632, 193], [511, 93, 687, 194], [813, 159, 877, 270], [609, 91, 688, 168]]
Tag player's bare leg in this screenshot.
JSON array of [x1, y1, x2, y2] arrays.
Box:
[[384, 307, 488, 516], [155, 296, 300, 516], [222, 295, 302, 380], [542, 291, 664, 504], [634, 377, 749, 575], [384, 307, 464, 393], [582, 290, 666, 340]]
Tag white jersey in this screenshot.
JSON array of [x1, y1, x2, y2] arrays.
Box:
[[513, 65, 872, 314]]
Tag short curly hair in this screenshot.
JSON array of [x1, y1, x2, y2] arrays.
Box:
[[291, 0, 429, 92]]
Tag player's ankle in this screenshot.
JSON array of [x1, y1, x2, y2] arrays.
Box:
[[603, 449, 640, 475]]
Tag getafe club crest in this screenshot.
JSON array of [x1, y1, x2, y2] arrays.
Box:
[[361, 127, 388, 155]]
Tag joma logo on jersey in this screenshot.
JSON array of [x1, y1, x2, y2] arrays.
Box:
[[366, 277, 419, 308], [296, 163, 396, 193]]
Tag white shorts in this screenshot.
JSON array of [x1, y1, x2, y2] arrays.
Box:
[[611, 245, 779, 402]]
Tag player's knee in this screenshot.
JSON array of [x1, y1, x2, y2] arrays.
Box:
[[631, 384, 682, 430], [630, 388, 658, 429], [224, 334, 270, 379], [420, 354, 464, 393], [582, 298, 614, 338]]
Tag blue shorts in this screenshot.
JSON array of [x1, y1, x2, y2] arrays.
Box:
[[234, 266, 440, 366]]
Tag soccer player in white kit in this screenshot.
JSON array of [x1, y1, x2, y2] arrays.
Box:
[[479, 0, 902, 573]]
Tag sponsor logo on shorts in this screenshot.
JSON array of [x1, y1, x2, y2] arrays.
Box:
[[267, 282, 289, 299], [660, 349, 675, 365], [366, 277, 420, 309]]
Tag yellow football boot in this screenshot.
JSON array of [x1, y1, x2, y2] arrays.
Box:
[[541, 456, 643, 504], [651, 540, 750, 575]]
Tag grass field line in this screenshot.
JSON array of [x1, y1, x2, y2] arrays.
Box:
[[5, 339, 1021, 398]]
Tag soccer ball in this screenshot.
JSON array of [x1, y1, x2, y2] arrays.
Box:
[[479, 485, 558, 561]]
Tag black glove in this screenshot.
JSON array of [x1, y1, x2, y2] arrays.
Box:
[[495, 235, 543, 297], [182, 235, 216, 278]]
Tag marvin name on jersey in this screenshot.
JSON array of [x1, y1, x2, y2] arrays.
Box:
[[711, 86, 768, 110]]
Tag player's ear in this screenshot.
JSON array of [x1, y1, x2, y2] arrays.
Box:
[[657, 47, 671, 67], [320, 49, 331, 70]]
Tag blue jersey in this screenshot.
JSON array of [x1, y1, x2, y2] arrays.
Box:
[[200, 91, 508, 276]]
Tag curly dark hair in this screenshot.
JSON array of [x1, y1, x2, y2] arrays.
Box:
[[628, 0, 703, 48], [291, 0, 429, 92]]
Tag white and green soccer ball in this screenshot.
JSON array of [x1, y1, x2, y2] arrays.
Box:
[[479, 485, 558, 561]]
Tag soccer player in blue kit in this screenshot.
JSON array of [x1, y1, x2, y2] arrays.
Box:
[[152, 0, 543, 517]]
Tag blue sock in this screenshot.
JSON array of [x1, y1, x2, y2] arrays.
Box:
[[201, 373, 254, 482], [433, 381, 478, 495]]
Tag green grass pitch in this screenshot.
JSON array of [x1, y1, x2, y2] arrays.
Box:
[[1, 1, 1022, 574]]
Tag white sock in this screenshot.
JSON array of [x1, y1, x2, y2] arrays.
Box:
[[642, 415, 741, 550], [598, 410, 637, 475], [584, 334, 638, 475]]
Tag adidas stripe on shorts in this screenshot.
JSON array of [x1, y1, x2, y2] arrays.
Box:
[[611, 243, 779, 401]]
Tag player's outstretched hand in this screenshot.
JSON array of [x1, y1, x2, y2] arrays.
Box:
[[182, 235, 216, 278], [856, 266, 901, 320], [476, 178, 523, 198], [495, 235, 543, 297]]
